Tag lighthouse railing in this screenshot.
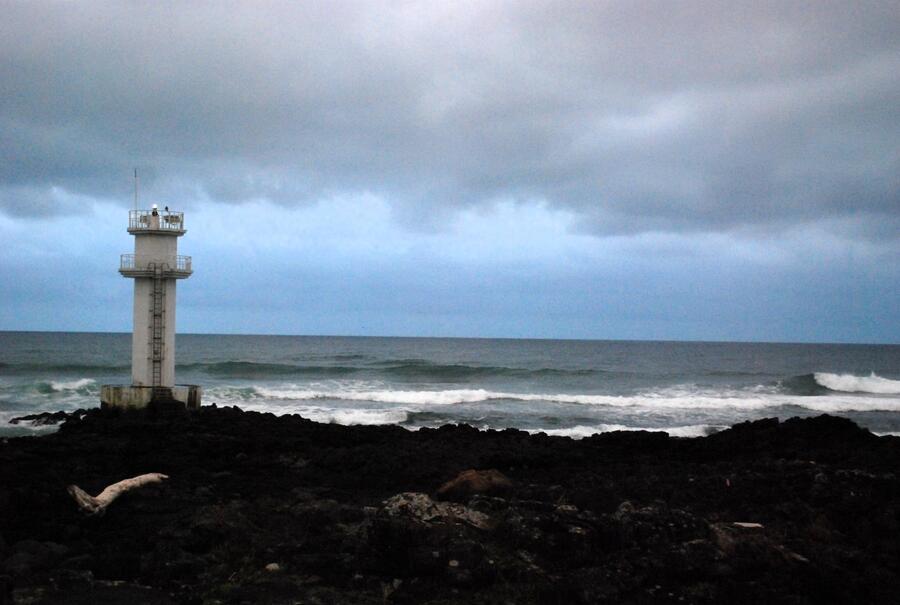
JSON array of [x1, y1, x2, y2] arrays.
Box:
[[120, 254, 192, 274], [128, 209, 185, 232]]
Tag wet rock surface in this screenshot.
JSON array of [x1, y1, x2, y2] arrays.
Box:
[[1, 407, 899, 604], [8, 411, 86, 427]]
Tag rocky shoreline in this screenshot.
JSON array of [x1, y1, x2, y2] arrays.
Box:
[[1, 407, 899, 604]]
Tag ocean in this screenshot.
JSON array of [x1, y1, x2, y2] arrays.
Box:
[[1, 331, 899, 438]]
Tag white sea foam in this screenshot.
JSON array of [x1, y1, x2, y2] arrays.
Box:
[[814, 372, 900, 395], [247, 384, 900, 413], [534, 424, 630, 438], [48, 378, 96, 392], [532, 424, 718, 439], [304, 408, 409, 425], [254, 386, 495, 406], [237, 401, 409, 426]]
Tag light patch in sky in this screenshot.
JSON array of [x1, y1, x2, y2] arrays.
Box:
[[1, 196, 896, 342]]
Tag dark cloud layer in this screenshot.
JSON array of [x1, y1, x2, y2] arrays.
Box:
[[1, 1, 898, 236]]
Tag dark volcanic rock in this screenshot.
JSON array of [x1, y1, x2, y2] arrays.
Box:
[[8, 411, 84, 427], [2, 540, 69, 578], [0, 408, 899, 603]]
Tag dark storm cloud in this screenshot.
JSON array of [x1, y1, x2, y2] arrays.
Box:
[[1, 1, 898, 234]]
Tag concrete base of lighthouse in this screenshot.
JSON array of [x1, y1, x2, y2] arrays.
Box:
[[100, 384, 202, 411]]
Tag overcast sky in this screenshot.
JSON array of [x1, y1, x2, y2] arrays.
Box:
[[1, 1, 898, 342]]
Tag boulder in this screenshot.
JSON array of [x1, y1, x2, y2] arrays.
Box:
[[382, 492, 493, 530], [436, 469, 513, 501]]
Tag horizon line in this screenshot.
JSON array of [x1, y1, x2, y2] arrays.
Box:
[[0, 329, 897, 348]]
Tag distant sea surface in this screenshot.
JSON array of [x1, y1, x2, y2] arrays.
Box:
[[1, 332, 899, 438]]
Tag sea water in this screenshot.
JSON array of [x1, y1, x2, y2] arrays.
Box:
[[1, 332, 899, 438]]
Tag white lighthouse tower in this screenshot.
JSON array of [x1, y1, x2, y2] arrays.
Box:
[[101, 205, 201, 409]]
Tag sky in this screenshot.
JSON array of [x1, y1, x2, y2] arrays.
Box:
[[1, 1, 898, 343]]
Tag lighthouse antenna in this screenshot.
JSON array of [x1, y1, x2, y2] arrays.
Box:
[[133, 168, 139, 211]]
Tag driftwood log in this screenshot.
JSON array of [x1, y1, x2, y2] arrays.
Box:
[[67, 473, 169, 516]]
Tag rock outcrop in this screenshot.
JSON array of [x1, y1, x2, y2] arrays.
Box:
[[1, 408, 898, 603]]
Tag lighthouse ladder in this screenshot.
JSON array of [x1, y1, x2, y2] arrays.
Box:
[[150, 266, 165, 388]]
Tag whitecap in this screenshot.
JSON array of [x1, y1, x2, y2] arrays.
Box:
[[253, 386, 494, 406], [48, 378, 96, 392], [244, 384, 900, 413], [814, 372, 900, 395]]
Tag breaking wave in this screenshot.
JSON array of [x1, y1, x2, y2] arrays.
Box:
[[244, 384, 900, 412], [254, 386, 497, 406], [812, 372, 900, 395], [780, 373, 900, 396], [36, 378, 97, 394], [779, 374, 833, 396]]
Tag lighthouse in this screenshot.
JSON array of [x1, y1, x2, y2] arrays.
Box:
[[100, 205, 201, 410]]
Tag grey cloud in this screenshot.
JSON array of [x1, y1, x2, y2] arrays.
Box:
[[1, 1, 898, 236], [0, 185, 66, 217]]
